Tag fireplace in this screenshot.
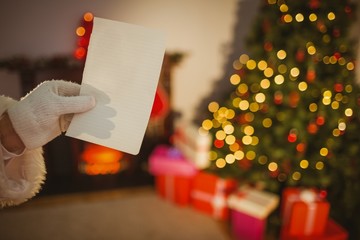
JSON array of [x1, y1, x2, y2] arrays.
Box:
[[7, 53, 182, 195]]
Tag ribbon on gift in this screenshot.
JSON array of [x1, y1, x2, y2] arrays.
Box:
[[304, 202, 317, 235], [191, 179, 227, 219], [164, 175, 175, 202]]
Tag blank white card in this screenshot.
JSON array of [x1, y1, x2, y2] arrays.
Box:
[[66, 17, 166, 155]]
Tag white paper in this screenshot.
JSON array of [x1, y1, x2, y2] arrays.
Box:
[[66, 17, 166, 155]]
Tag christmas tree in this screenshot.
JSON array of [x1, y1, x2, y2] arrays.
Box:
[[200, 0, 360, 237]]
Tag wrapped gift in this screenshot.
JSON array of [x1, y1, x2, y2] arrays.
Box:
[[172, 121, 211, 169], [148, 145, 198, 206], [191, 171, 237, 220], [281, 187, 330, 237], [227, 186, 280, 240], [280, 219, 349, 240]]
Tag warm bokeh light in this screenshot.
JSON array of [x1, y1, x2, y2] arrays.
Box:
[[84, 12, 94, 22], [76, 26, 86, 37]]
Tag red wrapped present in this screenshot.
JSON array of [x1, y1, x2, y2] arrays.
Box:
[[281, 187, 330, 237], [149, 145, 198, 206], [280, 219, 349, 240], [227, 186, 279, 240], [191, 172, 237, 220]]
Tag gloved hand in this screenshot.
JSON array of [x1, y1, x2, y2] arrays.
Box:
[[7, 80, 95, 150]]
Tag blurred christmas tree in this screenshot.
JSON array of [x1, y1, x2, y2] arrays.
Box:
[[201, 0, 360, 237]]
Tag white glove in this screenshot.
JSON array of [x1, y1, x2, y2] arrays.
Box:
[[7, 80, 95, 150]]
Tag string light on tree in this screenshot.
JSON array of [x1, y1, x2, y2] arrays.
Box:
[[199, 0, 360, 236]]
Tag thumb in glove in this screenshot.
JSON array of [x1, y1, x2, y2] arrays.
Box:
[[7, 80, 95, 150]]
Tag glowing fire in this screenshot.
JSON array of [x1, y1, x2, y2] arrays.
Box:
[[79, 144, 123, 175]]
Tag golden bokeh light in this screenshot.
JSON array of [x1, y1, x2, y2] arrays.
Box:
[[216, 158, 226, 168], [309, 13, 318, 22], [255, 93, 266, 103], [346, 62, 355, 70], [284, 14, 293, 23], [202, 119, 213, 130], [234, 150, 245, 160], [242, 135, 253, 145], [279, 4, 288, 12], [225, 135, 236, 145], [327, 12, 336, 21], [298, 82, 308, 91], [262, 118, 272, 128], [249, 102, 260, 112], [243, 125, 255, 135], [239, 54, 250, 64], [238, 83, 249, 94], [246, 151, 256, 160], [229, 142, 240, 152], [246, 59, 257, 70], [292, 172, 301, 180], [239, 100, 250, 110], [223, 124, 235, 134], [320, 148, 328, 157], [307, 46, 316, 55], [300, 159, 309, 169], [260, 79, 271, 89], [258, 60, 268, 70], [225, 154, 236, 164], [290, 67, 300, 78], [264, 68, 274, 78], [277, 50, 287, 60], [274, 75, 285, 85], [230, 74, 241, 85], [295, 13, 304, 22], [215, 130, 226, 140], [338, 122, 346, 131], [268, 162, 278, 171], [208, 101, 219, 113], [316, 161, 324, 170], [345, 108, 353, 117]]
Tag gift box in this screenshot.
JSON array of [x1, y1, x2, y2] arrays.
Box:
[[172, 121, 211, 169], [280, 219, 349, 240], [191, 172, 237, 220], [227, 187, 280, 240], [149, 145, 198, 206], [281, 187, 330, 237]]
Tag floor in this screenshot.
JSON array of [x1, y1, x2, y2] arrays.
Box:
[[0, 186, 233, 240]]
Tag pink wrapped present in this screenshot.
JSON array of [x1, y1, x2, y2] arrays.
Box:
[[149, 145, 198, 206], [149, 145, 198, 176], [227, 186, 279, 240]]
